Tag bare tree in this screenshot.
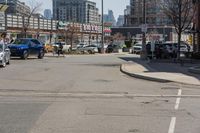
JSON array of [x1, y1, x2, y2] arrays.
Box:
[[161, 0, 195, 59], [112, 33, 125, 42], [65, 22, 80, 51], [22, 0, 42, 38]]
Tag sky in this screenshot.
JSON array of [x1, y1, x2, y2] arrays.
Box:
[[20, 0, 129, 19]]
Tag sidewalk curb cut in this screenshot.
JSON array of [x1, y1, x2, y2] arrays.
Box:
[[120, 64, 200, 86]]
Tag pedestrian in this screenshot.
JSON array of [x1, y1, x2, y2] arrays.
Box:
[[57, 42, 63, 57], [0, 32, 7, 45]]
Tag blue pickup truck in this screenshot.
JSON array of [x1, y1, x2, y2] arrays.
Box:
[[8, 38, 45, 59]]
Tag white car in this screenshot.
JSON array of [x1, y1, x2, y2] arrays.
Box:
[[132, 43, 142, 54], [77, 45, 98, 54], [76, 43, 88, 48], [53, 42, 71, 53], [0, 44, 10, 67]]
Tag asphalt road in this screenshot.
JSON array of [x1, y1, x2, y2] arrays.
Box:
[[0, 54, 200, 133]]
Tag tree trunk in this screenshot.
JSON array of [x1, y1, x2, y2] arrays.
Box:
[[177, 32, 181, 60], [24, 29, 27, 38], [70, 33, 73, 51]]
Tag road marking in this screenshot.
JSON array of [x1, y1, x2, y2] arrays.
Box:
[[168, 117, 176, 133], [168, 88, 182, 133], [175, 89, 182, 110], [0, 91, 199, 99]]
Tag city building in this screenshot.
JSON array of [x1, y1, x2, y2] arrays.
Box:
[[0, 0, 30, 16], [103, 10, 116, 26], [52, 0, 100, 24], [124, 5, 131, 26], [116, 15, 124, 27], [44, 9, 52, 19], [124, 0, 169, 27]]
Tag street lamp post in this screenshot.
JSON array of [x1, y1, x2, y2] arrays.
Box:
[[141, 0, 147, 59], [101, 0, 104, 53]]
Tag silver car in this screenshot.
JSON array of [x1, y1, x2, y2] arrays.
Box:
[[77, 45, 98, 54], [0, 44, 10, 67]]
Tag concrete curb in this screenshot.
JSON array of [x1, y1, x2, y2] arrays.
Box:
[[120, 64, 171, 83], [120, 64, 200, 86]]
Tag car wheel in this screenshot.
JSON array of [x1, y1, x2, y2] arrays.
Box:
[[21, 50, 28, 60], [38, 50, 44, 59], [88, 50, 93, 54], [1, 58, 6, 67]]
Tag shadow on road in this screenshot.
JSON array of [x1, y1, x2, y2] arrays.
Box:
[[119, 57, 200, 82]]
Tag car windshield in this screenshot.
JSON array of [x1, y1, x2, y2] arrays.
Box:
[[135, 44, 142, 46], [87, 45, 96, 47], [13, 39, 29, 45], [180, 45, 186, 48]]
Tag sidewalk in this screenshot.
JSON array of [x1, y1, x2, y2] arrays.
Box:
[[120, 57, 200, 86]]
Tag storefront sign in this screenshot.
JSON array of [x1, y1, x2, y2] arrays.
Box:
[[83, 24, 98, 32]]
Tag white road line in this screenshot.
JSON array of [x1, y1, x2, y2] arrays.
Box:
[[168, 117, 176, 133], [174, 89, 182, 110], [168, 88, 182, 133]]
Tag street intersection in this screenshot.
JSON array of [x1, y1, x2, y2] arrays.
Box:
[[0, 54, 200, 133]]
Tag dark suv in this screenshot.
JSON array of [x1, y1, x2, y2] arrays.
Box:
[[9, 38, 45, 59]]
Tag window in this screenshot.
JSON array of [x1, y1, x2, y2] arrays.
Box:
[[31, 39, 40, 45], [13, 39, 29, 45]]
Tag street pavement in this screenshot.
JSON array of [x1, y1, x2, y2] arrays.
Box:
[[0, 54, 200, 133]]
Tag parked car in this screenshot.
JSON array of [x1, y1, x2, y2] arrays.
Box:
[[0, 43, 10, 67], [106, 44, 121, 53], [131, 43, 142, 54], [77, 45, 98, 54], [85, 45, 98, 53], [8, 38, 45, 59], [106, 44, 114, 53], [76, 43, 88, 48], [53, 42, 71, 54], [180, 42, 192, 53]]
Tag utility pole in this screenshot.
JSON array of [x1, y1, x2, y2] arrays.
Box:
[[101, 0, 104, 53], [141, 0, 147, 59]]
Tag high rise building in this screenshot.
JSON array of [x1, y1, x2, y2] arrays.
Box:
[[52, 0, 100, 24], [0, 0, 30, 16], [103, 10, 116, 26], [124, 5, 131, 26], [116, 15, 124, 27], [125, 0, 169, 26], [44, 9, 52, 19]]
